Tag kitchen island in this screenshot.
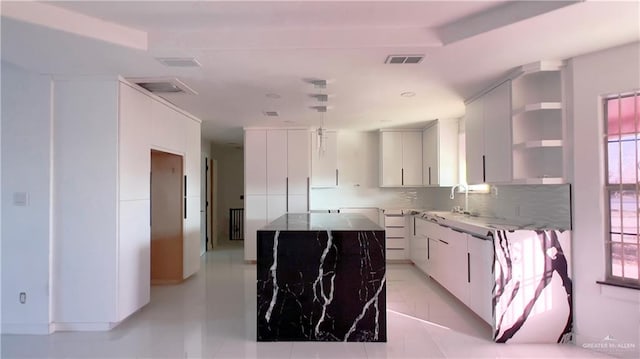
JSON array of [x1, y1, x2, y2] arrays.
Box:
[[256, 213, 386, 342]]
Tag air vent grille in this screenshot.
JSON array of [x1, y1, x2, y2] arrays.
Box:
[[156, 57, 201, 68], [385, 54, 425, 64], [263, 111, 279, 117], [128, 77, 198, 95]]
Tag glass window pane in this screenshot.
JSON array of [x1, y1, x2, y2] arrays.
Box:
[[607, 96, 640, 136], [623, 234, 639, 244], [611, 233, 623, 242], [620, 138, 638, 183], [610, 191, 623, 234], [611, 243, 623, 277], [622, 244, 639, 280], [608, 141, 620, 184]]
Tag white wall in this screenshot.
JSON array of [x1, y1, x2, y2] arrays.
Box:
[[1, 62, 53, 334], [569, 42, 640, 357], [52, 79, 119, 327], [310, 131, 430, 210], [210, 144, 244, 246]]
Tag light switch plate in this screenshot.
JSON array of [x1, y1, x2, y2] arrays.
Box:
[[13, 192, 28, 206]]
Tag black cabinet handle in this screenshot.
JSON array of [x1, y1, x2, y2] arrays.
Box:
[[482, 155, 486, 183], [286, 177, 289, 212], [439, 239, 449, 245], [467, 252, 471, 283], [427, 238, 430, 259], [401, 168, 404, 186], [184, 175, 187, 219], [428, 166, 432, 185]]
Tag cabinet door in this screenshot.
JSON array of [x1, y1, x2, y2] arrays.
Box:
[[267, 194, 286, 222], [468, 236, 494, 324], [437, 119, 459, 186], [287, 130, 310, 196], [288, 194, 308, 213], [422, 124, 438, 186], [266, 130, 287, 195], [184, 118, 201, 198], [245, 195, 267, 261], [380, 131, 403, 186], [483, 81, 512, 183], [311, 130, 338, 187], [446, 228, 469, 305], [244, 130, 267, 195], [402, 131, 423, 186], [465, 98, 485, 184]]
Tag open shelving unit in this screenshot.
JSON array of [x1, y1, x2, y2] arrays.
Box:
[[511, 61, 565, 184]]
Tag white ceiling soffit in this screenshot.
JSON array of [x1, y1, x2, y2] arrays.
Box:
[[437, 1, 580, 44], [0, 1, 147, 50]]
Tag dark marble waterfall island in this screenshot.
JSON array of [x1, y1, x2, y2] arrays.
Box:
[[257, 213, 386, 342]]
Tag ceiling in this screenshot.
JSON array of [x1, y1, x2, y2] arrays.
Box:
[[2, 1, 639, 145]]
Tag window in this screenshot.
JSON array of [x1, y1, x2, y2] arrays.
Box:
[[605, 91, 640, 286]]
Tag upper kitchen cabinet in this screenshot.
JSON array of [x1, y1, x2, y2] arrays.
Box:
[[422, 119, 458, 186], [311, 130, 338, 188], [379, 130, 422, 187], [511, 61, 565, 184], [465, 81, 512, 184]]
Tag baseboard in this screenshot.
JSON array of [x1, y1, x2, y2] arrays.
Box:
[[51, 322, 118, 332], [1, 323, 52, 335], [386, 259, 412, 264], [151, 279, 184, 285]]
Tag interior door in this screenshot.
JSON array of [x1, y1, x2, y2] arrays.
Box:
[[150, 150, 184, 284]]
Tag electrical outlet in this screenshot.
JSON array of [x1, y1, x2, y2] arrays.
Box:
[[19, 292, 26, 304]]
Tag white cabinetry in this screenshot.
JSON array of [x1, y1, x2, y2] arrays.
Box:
[[311, 130, 338, 187], [422, 119, 458, 186], [467, 234, 494, 323], [411, 216, 494, 325], [465, 81, 512, 184], [244, 128, 311, 261], [380, 130, 422, 187], [511, 61, 565, 184], [53, 78, 201, 328], [383, 212, 409, 260]]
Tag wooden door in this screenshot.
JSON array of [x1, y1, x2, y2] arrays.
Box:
[[151, 150, 184, 284]]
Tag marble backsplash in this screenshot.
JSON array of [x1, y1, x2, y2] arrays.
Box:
[[423, 184, 572, 230], [311, 184, 571, 230]]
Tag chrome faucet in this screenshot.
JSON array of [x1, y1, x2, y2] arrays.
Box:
[[450, 183, 469, 214]]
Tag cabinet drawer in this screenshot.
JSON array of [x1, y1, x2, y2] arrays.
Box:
[[385, 227, 405, 238], [385, 215, 405, 227], [386, 237, 406, 249]]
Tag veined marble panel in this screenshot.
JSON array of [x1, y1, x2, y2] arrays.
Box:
[[493, 229, 572, 343], [257, 229, 386, 342]]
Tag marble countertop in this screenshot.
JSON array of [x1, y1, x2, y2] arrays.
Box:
[[260, 213, 384, 231], [413, 210, 564, 236]]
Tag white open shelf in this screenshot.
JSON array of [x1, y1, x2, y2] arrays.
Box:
[[512, 102, 562, 117], [514, 139, 563, 149]]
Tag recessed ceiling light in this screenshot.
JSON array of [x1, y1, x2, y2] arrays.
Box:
[[155, 57, 201, 68], [284, 120, 295, 124], [400, 91, 416, 98], [266, 93, 281, 99], [381, 120, 392, 123]]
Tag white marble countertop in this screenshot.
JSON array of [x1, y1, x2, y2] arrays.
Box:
[[412, 210, 564, 237]]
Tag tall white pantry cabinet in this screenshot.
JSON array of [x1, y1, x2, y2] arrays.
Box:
[[244, 129, 311, 261], [53, 77, 201, 330]]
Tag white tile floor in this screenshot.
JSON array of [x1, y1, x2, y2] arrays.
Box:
[[2, 243, 611, 358]]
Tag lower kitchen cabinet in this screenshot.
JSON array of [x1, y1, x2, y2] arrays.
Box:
[[411, 216, 494, 325], [467, 234, 494, 323]]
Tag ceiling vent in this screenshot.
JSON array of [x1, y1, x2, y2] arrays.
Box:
[[155, 57, 201, 68], [310, 105, 328, 113], [384, 54, 424, 64], [263, 111, 280, 117], [128, 77, 198, 95], [309, 94, 329, 102]]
